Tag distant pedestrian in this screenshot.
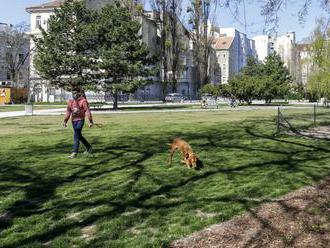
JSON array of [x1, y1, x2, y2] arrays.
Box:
[[63, 89, 93, 158]]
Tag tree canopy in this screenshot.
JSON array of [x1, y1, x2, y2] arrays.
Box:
[[34, 0, 97, 91], [34, 0, 155, 109], [201, 53, 292, 104], [95, 3, 156, 109], [307, 20, 330, 101]]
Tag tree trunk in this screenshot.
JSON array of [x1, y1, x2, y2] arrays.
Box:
[[265, 98, 272, 104], [172, 79, 177, 93], [162, 71, 168, 102], [113, 90, 118, 110], [27, 84, 32, 104], [170, 0, 179, 95]]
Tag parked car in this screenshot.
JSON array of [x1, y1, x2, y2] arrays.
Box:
[[165, 93, 185, 102]]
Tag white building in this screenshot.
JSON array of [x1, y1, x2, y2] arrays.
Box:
[[26, 0, 67, 102], [253, 35, 275, 63], [219, 28, 256, 73], [275, 32, 296, 76], [212, 28, 256, 84], [295, 44, 314, 86], [213, 37, 234, 84], [254, 32, 296, 77]]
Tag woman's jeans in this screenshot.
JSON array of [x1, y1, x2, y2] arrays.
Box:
[[72, 120, 91, 153]]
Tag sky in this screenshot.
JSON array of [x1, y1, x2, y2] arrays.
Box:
[[0, 0, 328, 42]]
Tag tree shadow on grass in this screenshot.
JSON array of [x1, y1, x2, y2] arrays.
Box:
[[1, 119, 330, 247]]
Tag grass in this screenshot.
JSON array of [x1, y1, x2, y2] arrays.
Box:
[[0, 105, 25, 112], [0, 105, 66, 112], [1, 109, 330, 247], [0, 103, 226, 113]]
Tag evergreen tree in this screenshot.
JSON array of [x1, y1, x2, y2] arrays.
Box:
[[33, 0, 97, 92], [95, 3, 155, 109], [222, 57, 263, 104], [261, 52, 292, 103], [217, 54, 291, 104]]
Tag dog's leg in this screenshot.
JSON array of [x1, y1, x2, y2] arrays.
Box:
[[168, 146, 177, 166], [185, 159, 192, 168]]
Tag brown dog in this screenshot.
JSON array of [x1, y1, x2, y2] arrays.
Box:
[[168, 138, 198, 168]]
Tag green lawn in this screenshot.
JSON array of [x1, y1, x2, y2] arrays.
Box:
[[0, 105, 66, 112], [0, 106, 25, 112], [1, 109, 330, 247]]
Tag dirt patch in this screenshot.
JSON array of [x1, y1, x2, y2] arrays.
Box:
[[299, 126, 330, 139], [286, 125, 330, 140], [43, 240, 52, 247], [81, 224, 97, 241], [66, 212, 81, 221], [122, 208, 142, 216], [195, 209, 220, 219], [171, 178, 330, 248]]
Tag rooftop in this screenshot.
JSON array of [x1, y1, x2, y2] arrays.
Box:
[[26, 0, 64, 13], [212, 37, 234, 50]]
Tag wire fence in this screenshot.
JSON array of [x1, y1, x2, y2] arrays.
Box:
[[276, 105, 330, 134]]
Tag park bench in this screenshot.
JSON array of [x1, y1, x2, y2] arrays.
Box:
[[89, 102, 105, 110], [201, 98, 219, 109]]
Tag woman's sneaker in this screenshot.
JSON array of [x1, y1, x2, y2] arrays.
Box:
[[68, 152, 77, 158]]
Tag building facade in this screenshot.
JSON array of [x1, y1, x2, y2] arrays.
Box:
[[295, 44, 314, 86], [254, 32, 297, 78], [213, 37, 234, 84], [212, 28, 256, 84], [275, 32, 296, 77], [253, 35, 275, 63]]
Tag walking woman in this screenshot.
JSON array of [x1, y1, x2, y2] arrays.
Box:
[[63, 90, 93, 158]]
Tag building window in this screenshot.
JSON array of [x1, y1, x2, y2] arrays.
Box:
[[36, 16, 41, 28]]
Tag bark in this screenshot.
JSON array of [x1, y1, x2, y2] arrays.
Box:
[[113, 90, 118, 110]]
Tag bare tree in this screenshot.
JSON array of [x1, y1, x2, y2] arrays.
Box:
[[150, 0, 171, 100], [187, 0, 215, 90], [168, 0, 187, 93], [0, 24, 30, 89]]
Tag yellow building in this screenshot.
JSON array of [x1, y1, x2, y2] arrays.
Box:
[[0, 87, 28, 104], [0, 88, 11, 104]]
